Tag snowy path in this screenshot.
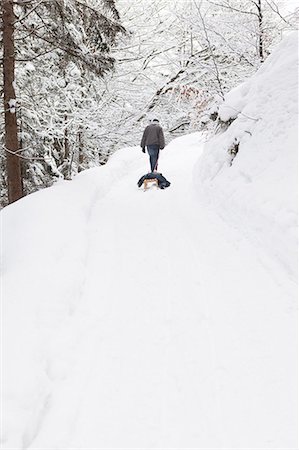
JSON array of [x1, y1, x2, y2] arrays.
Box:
[[27, 137, 296, 449]]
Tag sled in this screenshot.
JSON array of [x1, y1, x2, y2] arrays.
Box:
[[143, 178, 159, 190], [137, 172, 171, 190]]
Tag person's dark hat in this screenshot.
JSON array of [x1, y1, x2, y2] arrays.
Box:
[[152, 118, 159, 123]]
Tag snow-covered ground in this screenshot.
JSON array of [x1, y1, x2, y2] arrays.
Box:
[[196, 32, 298, 282], [1, 33, 297, 449]]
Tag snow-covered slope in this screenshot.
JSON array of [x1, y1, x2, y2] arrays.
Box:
[[196, 31, 298, 280], [1, 33, 297, 449]]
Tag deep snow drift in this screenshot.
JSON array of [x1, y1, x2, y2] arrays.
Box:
[[1, 33, 297, 449], [196, 32, 298, 281]]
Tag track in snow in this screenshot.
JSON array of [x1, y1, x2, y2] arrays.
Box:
[[29, 136, 296, 448]]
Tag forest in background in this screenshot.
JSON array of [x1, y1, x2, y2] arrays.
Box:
[[1, 0, 297, 207]]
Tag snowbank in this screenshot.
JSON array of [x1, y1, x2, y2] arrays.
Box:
[[195, 32, 298, 279]]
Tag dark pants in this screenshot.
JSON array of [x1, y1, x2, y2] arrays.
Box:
[[147, 144, 160, 172]]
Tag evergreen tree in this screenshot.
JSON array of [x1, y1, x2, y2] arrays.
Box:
[[1, 0, 125, 204]]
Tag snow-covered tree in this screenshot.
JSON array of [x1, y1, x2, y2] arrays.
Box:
[[1, 0, 125, 204], [1, 0, 296, 206]]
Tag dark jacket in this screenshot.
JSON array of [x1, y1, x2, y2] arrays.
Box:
[[141, 123, 165, 149], [137, 172, 171, 189]]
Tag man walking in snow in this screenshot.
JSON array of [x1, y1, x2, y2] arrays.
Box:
[[141, 119, 165, 172]]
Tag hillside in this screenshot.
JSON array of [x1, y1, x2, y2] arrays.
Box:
[[1, 33, 297, 449], [196, 31, 298, 280]]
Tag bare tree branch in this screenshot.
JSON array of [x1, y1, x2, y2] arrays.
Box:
[[193, 0, 225, 99], [14, 0, 45, 24], [264, 0, 294, 25], [207, 0, 259, 17]]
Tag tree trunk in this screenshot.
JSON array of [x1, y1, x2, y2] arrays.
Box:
[[255, 0, 264, 62], [64, 113, 69, 160], [2, 0, 23, 203], [78, 130, 84, 171]]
